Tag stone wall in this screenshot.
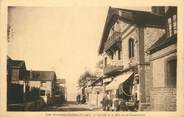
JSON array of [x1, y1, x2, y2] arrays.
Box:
[[150, 44, 177, 111], [144, 65, 151, 102], [144, 27, 165, 62], [121, 26, 139, 68], [151, 87, 176, 111], [151, 45, 176, 88]]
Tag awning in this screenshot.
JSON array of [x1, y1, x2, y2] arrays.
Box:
[[106, 72, 133, 90]]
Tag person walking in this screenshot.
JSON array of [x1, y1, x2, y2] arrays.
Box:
[[106, 92, 111, 111], [101, 93, 107, 111], [76, 94, 81, 104]]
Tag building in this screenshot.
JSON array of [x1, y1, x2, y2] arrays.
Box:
[[28, 70, 57, 104], [77, 71, 97, 104], [7, 57, 28, 84], [7, 56, 59, 110], [85, 77, 104, 107], [55, 79, 67, 104], [148, 6, 177, 111], [7, 57, 28, 105], [98, 7, 166, 111]]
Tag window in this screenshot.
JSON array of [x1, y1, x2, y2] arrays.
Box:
[[12, 69, 20, 81], [129, 39, 134, 58], [41, 81, 46, 87], [167, 14, 177, 37], [104, 57, 107, 67], [166, 57, 177, 88], [118, 49, 121, 60], [173, 14, 177, 34], [168, 17, 172, 37], [40, 90, 46, 96], [111, 53, 114, 60]]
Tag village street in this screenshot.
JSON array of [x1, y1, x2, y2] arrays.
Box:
[[40, 101, 101, 111], [6, 6, 177, 113]]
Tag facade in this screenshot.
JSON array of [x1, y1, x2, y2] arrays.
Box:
[[86, 77, 104, 108], [7, 57, 41, 110], [148, 7, 177, 111], [7, 57, 28, 84], [55, 79, 67, 104], [7, 56, 59, 110], [28, 70, 57, 104], [77, 73, 97, 104], [98, 7, 166, 111], [7, 57, 28, 105]]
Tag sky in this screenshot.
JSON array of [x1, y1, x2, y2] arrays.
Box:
[[8, 6, 150, 101]]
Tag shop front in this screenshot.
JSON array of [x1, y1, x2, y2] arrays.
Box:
[[105, 71, 138, 111]]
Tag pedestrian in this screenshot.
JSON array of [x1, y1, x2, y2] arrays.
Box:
[[82, 95, 86, 104], [101, 93, 107, 111], [106, 92, 111, 111], [102, 92, 111, 111], [76, 94, 81, 104]]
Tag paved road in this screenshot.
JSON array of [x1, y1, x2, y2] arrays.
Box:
[[40, 101, 101, 111]]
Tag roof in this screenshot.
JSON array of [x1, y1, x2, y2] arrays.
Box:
[[90, 77, 103, 86], [148, 34, 177, 54], [8, 59, 26, 69], [28, 70, 56, 81], [56, 79, 66, 84], [98, 7, 165, 54]]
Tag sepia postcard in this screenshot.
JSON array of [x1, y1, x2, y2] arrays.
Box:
[[0, 0, 184, 117]]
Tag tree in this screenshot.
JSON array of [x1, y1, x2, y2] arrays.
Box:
[[78, 70, 96, 88]]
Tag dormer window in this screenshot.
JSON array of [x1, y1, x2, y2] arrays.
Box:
[[129, 38, 134, 58]]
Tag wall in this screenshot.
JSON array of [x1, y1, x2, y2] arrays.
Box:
[[150, 44, 177, 111], [29, 81, 40, 88], [121, 26, 139, 69], [144, 27, 165, 62], [144, 65, 151, 102], [102, 19, 168, 109], [139, 26, 165, 104], [102, 20, 138, 69], [151, 44, 176, 87], [151, 87, 176, 111]]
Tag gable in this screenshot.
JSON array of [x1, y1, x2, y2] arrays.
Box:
[[98, 7, 165, 54]]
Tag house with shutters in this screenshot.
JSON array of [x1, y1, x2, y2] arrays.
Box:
[[98, 7, 166, 111]]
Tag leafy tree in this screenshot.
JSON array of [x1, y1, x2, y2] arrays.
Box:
[[78, 70, 96, 88]]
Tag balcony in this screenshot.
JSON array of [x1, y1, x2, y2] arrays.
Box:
[[104, 61, 124, 75], [104, 32, 122, 52]]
